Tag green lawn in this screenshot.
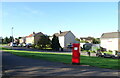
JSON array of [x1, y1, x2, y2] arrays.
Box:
[[1, 44, 8, 46], [2, 47, 120, 70]]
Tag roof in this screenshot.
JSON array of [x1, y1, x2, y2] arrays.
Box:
[[101, 32, 120, 38], [80, 37, 93, 40], [26, 32, 43, 38], [26, 34, 34, 38], [35, 32, 44, 36], [20, 37, 26, 39], [54, 31, 70, 36]]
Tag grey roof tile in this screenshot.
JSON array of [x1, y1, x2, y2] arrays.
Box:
[[54, 31, 70, 36], [101, 32, 120, 38]]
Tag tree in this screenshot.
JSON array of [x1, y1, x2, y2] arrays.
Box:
[[80, 40, 89, 43], [18, 37, 22, 39], [8, 36, 14, 43], [15, 38, 19, 45], [3, 37, 9, 44], [51, 35, 61, 51], [37, 35, 51, 49], [0, 37, 3, 44], [92, 38, 100, 44], [2, 38, 4, 44], [75, 38, 80, 42]]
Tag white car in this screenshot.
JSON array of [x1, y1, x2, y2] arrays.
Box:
[[18, 43, 22, 47], [10, 42, 17, 47], [22, 43, 26, 47], [26, 43, 32, 48]]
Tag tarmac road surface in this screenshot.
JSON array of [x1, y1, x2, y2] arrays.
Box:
[[2, 51, 120, 77]]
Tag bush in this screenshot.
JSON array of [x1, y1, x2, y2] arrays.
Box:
[[100, 47, 106, 52], [89, 50, 96, 53], [81, 47, 84, 51], [32, 44, 36, 48], [108, 50, 113, 52]]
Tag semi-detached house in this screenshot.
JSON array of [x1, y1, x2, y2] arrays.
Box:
[[100, 32, 120, 52], [19, 32, 44, 45], [50, 31, 76, 48]]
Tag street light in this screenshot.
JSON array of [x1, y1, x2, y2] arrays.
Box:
[[12, 27, 14, 43], [11, 27, 13, 49]]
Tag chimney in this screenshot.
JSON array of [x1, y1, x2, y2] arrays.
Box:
[[60, 30, 62, 34], [33, 32, 35, 34]]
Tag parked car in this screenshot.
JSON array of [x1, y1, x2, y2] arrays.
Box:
[[113, 52, 120, 59], [103, 53, 115, 58], [96, 52, 119, 59], [67, 44, 72, 48], [22, 43, 26, 47], [10, 42, 17, 47], [96, 52, 103, 57], [117, 52, 120, 58], [18, 43, 22, 47], [26, 43, 32, 48]]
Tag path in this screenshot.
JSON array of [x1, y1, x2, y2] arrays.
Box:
[[3, 46, 96, 56]]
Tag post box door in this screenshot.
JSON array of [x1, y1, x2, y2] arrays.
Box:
[[72, 43, 80, 64]]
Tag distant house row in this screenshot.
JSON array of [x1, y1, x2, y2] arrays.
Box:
[[79, 32, 120, 52], [80, 37, 93, 43], [19, 31, 76, 48], [19, 31, 120, 52], [19, 32, 44, 45]]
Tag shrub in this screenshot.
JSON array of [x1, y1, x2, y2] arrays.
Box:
[[108, 50, 113, 52], [32, 44, 36, 48], [100, 47, 106, 52], [81, 47, 84, 51]]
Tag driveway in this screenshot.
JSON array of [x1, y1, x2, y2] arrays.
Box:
[[2, 51, 120, 77]]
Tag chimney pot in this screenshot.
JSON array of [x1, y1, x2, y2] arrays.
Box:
[[60, 31, 62, 34]]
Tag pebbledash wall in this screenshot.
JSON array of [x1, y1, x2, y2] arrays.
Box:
[[118, 38, 120, 52], [100, 38, 119, 52]]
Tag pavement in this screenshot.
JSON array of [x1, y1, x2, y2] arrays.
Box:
[[2, 51, 120, 77], [3, 46, 97, 56]]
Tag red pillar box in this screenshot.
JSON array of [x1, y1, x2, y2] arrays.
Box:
[[72, 43, 80, 65]]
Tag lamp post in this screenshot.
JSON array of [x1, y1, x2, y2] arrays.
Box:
[[11, 27, 14, 49], [12, 27, 14, 42]]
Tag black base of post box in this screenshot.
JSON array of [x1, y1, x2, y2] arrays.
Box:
[[72, 63, 80, 65]]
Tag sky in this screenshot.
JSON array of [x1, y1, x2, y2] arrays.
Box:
[[1, 2, 118, 38]]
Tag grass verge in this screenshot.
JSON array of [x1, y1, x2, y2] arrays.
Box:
[[2, 47, 120, 70]]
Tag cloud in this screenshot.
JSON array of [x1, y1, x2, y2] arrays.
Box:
[[24, 7, 42, 15]]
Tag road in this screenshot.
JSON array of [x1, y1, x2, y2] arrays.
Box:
[[2, 51, 120, 77]]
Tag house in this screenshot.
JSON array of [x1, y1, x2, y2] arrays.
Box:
[[19, 37, 26, 44], [50, 31, 76, 48], [100, 32, 120, 52], [19, 32, 44, 45], [25, 33, 35, 44], [80, 37, 93, 43]]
